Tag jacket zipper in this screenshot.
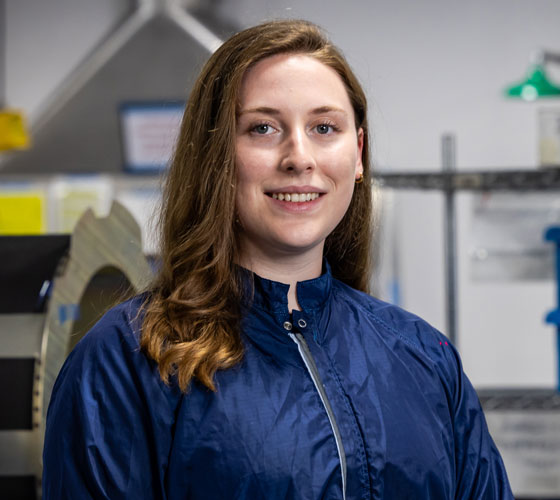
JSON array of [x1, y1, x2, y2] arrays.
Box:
[[289, 332, 347, 500]]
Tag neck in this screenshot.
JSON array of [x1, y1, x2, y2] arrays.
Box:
[[238, 242, 324, 312]]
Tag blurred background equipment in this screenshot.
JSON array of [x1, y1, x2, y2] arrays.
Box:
[[0, 202, 153, 499], [0, 110, 30, 152], [539, 108, 560, 167], [0, 0, 233, 175], [504, 49, 560, 168], [545, 226, 560, 390], [505, 50, 560, 101]]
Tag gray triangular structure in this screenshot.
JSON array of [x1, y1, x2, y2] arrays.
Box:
[[2, 1, 235, 174]]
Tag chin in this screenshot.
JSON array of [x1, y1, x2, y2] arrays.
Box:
[[271, 234, 326, 255]]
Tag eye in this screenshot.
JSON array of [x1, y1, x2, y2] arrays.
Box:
[[315, 123, 337, 135], [251, 123, 275, 135]]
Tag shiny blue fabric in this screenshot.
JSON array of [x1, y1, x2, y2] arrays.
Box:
[[43, 266, 513, 499]]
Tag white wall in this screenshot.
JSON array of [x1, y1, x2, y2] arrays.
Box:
[[6, 0, 560, 387], [5, 0, 131, 120]]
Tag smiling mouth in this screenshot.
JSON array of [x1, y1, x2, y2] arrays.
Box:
[[267, 192, 322, 202]]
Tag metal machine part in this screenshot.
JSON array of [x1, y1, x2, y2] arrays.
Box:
[[0, 201, 153, 499]]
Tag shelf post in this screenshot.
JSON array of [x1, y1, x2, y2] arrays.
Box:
[[442, 134, 458, 346]]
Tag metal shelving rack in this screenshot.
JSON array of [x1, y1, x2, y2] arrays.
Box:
[[372, 134, 560, 347], [375, 165, 560, 191]]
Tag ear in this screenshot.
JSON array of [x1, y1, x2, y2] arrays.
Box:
[[355, 128, 364, 179]]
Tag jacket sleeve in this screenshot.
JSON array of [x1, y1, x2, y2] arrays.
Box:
[[42, 306, 180, 500], [444, 342, 514, 499]]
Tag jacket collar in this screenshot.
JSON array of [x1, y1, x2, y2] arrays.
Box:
[[244, 260, 333, 314], [239, 261, 333, 365]]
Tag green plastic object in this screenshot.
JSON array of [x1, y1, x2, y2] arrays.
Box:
[[505, 64, 560, 101]]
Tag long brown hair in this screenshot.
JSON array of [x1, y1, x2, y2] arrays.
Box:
[[141, 19, 373, 392]]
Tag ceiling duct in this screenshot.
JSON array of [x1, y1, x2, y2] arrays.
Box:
[[1, 0, 237, 174]]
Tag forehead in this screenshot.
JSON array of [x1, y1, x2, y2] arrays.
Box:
[[237, 53, 353, 111]]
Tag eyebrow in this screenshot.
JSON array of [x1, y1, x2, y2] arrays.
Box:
[[238, 106, 348, 116]]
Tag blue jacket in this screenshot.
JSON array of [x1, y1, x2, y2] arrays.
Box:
[[43, 267, 513, 499]]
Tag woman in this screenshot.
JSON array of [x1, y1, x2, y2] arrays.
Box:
[[43, 20, 513, 499]]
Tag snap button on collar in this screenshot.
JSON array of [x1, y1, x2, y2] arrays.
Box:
[[297, 318, 307, 329], [283, 321, 293, 331]]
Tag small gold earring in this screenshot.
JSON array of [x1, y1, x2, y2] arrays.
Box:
[[355, 173, 364, 184]]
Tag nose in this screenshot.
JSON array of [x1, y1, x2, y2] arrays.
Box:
[[280, 128, 316, 174]]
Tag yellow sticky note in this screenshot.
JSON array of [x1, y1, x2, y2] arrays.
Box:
[[0, 193, 45, 234], [0, 110, 30, 151]]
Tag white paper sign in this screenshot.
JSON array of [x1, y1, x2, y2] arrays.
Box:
[[120, 103, 184, 172]]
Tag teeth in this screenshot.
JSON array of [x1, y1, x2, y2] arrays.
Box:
[[271, 193, 320, 202]]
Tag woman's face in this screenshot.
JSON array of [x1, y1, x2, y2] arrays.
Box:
[[235, 53, 363, 264]]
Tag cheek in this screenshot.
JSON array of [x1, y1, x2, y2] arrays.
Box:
[[235, 149, 266, 187], [339, 183, 356, 215], [331, 158, 358, 213], [326, 140, 359, 169], [234, 158, 261, 221], [325, 147, 359, 187], [234, 164, 255, 201]]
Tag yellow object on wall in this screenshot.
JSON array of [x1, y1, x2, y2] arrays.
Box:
[[0, 192, 45, 234], [0, 110, 30, 151]]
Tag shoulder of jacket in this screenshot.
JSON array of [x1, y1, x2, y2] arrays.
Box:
[[47, 292, 182, 448], [331, 279, 459, 371], [71, 294, 147, 359], [53, 292, 178, 400]]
